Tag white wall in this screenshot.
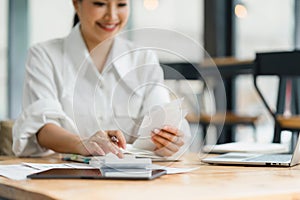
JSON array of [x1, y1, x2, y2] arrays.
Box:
[[236, 0, 294, 59], [29, 0, 75, 46], [131, 0, 204, 62], [132, 0, 203, 41]]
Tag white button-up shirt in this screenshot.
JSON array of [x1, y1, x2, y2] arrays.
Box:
[[13, 24, 190, 157]]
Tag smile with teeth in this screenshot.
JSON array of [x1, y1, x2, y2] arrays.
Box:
[[98, 22, 119, 31]]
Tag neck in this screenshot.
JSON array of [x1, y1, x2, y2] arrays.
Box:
[[90, 39, 113, 73], [79, 26, 114, 73]]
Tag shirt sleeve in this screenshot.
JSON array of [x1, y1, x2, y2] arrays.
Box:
[[12, 45, 67, 157]]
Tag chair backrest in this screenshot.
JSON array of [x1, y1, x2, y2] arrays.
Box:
[[160, 62, 201, 80], [254, 50, 300, 77], [253, 50, 300, 120]]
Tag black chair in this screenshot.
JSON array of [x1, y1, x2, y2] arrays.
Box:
[[161, 62, 259, 144], [253, 50, 300, 148]]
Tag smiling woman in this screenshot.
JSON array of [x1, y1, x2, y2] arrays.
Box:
[[73, 0, 130, 51], [12, 0, 191, 158]]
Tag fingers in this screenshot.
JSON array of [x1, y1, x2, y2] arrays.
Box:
[[154, 131, 184, 145], [151, 126, 185, 157], [84, 130, 125, 158], [85, 141, 106, 156], [94, 134, 123, 157], [161, 126, 182, 136], [152, 134, 180, 153], [87, 141, 124, 158], [107, 142, 124, 158], [151, 134, 173, 157], [152, 126, 184, 146]]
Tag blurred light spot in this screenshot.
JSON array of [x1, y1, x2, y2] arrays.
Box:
[[235, 4, 248, 18], [144, 0, 159, 11]]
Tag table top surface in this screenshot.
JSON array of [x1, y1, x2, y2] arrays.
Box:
[[200, 57, 254, 77], [162, 57, 254, 80], [203, 57, 253, 66], [1, 153, 300, 200]]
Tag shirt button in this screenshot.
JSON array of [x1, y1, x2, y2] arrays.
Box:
[[99, 82, 104, 89]]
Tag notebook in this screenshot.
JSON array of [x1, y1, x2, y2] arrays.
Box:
[[202, 137, 300, 167]]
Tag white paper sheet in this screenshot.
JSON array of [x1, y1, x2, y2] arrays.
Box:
[[22, 163, 71, 170], [22, 162, 95, 170], [0, 164, 43, 180], [133, 98, 187, 151], [89, 153, 152, 169], [151, 164, 200, 175]]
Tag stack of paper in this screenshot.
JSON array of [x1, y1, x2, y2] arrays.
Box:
[[89, 153, 152, 169], [132, 98, 187, 151], [99, 168, 153, 178], [89, 153, 153, 178], [89, 153, 199, 176]]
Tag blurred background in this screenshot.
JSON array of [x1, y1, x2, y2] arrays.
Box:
[[1, 0, 300, 151]]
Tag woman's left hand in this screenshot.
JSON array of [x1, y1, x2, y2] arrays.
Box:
[[151, 126, 184, 157]]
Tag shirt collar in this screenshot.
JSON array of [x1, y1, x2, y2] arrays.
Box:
[[106, 37, 134, 78], [63, 24, 90, 71], [64, 26, 142, 96], [106, 37, 143, 96]]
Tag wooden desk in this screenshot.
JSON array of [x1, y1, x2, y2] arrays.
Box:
[[201, 57, 254, 77], [1, 154, 300, 200]]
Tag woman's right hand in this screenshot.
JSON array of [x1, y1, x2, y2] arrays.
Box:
[[77, 130, 126, 158]]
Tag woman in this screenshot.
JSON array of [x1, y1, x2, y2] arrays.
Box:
[[13, 0, 190, 158]]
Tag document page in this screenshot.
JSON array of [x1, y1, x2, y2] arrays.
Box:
[[132, 98, 187, 151]]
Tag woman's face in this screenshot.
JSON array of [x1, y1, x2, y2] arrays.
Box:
[[73, 0, 129, 50]]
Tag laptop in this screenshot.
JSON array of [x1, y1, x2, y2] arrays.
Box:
[[202, 136, 300, 167]]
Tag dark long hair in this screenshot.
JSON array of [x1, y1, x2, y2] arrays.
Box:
[[73, 0, 81, 27], [73, 13, 79, 27]]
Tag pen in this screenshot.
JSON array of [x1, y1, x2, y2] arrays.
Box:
[[110, 135, 119, 144]]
